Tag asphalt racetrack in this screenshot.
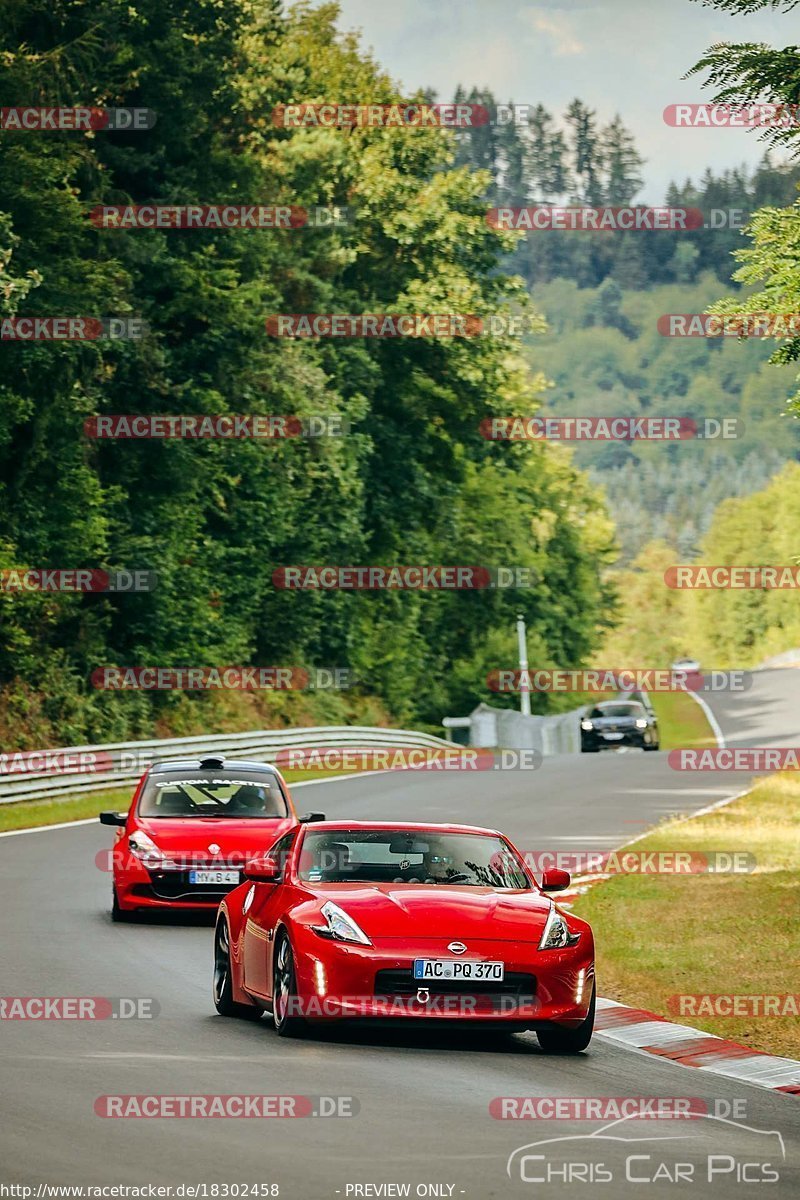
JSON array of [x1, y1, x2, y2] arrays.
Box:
[[1, 669, 798, 1197]]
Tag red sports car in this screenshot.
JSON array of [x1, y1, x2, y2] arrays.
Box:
[[214, 820, 596, 1052], [100, 755, 310, 919]]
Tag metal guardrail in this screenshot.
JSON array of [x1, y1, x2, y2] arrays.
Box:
[[448, 702, 587, 754], [0, 726, 455, 805], [756, 648, 800, 670], [447, 688, 656, 754]]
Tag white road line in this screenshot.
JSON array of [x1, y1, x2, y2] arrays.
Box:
[[685, 688, 726, 748], [682, 786, 754, 821], [617, 787, 733, 796], [0, 817, 100, 839], [545, 835, 628, 842], [291, 768, 393, 788]]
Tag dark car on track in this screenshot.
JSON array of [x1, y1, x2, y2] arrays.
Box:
[[580, 700, 659, 753]]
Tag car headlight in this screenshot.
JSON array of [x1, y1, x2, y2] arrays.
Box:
[[539, 906, 581, 950], [635, 718, 648, 729], [581, 719, 593, 731], [315, 900, 372, 945], [128, 832, 181, 871]]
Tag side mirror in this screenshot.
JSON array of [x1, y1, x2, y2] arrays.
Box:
[[299, 812, 326, 823], [540, 868, 571, 892], [244, 854, 281, 883], [99, 811, 127, 827]]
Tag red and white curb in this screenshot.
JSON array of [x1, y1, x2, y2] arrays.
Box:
[[595, 998, 800, 1095]]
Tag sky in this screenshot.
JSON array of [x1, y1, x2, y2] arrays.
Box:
[[332, 0, 797, 200]]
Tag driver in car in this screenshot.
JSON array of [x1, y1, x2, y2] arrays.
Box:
[[229, 784, 268, 814], [421, 843, 461, 883]]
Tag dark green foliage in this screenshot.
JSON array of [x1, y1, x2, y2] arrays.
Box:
[[0, 0, 616, 745]]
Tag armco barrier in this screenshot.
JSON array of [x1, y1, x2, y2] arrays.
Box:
[[0, 726, 454, 805], [756, 648, 800, 669], [540, 707, 584, 755], [452, 690, 652, 754], [456, 702, 586, 754]]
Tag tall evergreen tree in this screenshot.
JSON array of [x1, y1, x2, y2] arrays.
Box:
[[601, 115, 644, 204], [565, 99, 605, 204]]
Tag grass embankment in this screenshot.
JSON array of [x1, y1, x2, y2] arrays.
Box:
[[572, 775, 800, 1058], [649, 689, 718, 750]]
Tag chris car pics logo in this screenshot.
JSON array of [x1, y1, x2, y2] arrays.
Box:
[[506, 1113, 785, 1185]]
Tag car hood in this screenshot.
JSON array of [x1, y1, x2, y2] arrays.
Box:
[[304, 883, 553, 941], [134, 816, 293, 857]]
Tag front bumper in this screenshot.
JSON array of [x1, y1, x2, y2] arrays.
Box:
[[582, 729, 644, 750], [115, 861, 244, 911], [286, 928, 595, 1027]]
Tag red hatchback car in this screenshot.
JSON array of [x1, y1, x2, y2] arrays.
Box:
[[100, 755, 311, 919], [214, 820, 596, 1052]]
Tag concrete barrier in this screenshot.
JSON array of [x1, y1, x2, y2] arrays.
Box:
[[450, 702, 587, 754]]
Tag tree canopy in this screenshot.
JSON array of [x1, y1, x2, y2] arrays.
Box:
[[0, 0, 616, 745]]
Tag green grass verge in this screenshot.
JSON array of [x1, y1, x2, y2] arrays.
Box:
[[649, 690, 717, 750], [571, 774, 800, 1058]]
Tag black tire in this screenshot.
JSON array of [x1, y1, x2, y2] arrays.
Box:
[[111, 886, 135, 923], [272, 932, 307, 1038], [644, 736, 659, 751], [536, 983, 595, 1054], [213, 917, 262, 1020], [582, 745, 599, 753]]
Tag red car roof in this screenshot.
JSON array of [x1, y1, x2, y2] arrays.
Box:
[[300, 820, 502, 836]]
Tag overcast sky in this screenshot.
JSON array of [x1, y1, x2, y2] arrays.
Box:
[[333, 0, 796, 200]]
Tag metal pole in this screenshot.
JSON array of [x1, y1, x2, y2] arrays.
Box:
[[516, 613, 531, 717]]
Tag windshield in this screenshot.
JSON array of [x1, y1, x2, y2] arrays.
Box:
[[297, 829, 531, 888], [138, 768, 288, 819], [590, 703, 643, 719]]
